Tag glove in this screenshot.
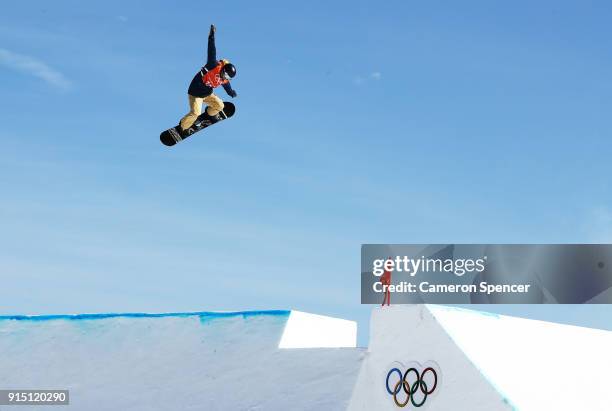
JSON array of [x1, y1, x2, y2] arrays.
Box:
[[229, 90, 238, 98]]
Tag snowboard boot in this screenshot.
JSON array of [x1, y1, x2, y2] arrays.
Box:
[[178, 124, 194, 137], [205, 112, 221, 124]]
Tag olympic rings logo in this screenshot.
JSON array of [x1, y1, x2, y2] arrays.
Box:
[[385, 364, 439, 408]]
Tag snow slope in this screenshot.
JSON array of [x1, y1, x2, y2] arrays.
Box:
[[428, 305, 612, 411], [0, 310, 362, 411], [348, 305, 612, 411], [348, 305, 511, 411], [2, 306, 610, 410]]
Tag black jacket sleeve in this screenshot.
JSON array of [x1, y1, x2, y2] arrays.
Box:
[[222, 82, 236, 97], [207, 32, 217, 67]]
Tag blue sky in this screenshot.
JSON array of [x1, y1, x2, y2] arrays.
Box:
[[1, 1, 612, 345]]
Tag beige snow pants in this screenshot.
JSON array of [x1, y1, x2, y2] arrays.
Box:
[[179, 94, 224, 130]]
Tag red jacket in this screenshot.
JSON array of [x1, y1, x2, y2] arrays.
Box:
[[381, 268, 391, 286], [203, 62, 229, 88]]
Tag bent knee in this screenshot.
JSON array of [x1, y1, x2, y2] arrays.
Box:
[[214, 100, 225, 111]]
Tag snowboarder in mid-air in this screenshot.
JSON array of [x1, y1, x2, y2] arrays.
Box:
[[163, 24, 237, 144], [180, 24, 237, 134]]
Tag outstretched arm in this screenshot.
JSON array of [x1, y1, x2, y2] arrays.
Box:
[[207, 24, 217, 67], [222, 82, 237, 98]]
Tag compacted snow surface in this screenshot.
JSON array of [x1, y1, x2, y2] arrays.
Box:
[[0, 310, 362, 410], [1, 306, 610, 410]]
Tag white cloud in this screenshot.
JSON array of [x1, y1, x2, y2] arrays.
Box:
[[116, 15, 128, 22], [353, 72, 382, 86], [353, 76, 365, 86], [0, 48, 72, 90]]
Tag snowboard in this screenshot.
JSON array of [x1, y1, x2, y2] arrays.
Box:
[[160, 102, 235, 146]]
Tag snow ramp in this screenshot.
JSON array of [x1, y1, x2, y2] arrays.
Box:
[[348, 304, 612, 411], [0, 310, 361, 411], [2, 306, 610, 410]]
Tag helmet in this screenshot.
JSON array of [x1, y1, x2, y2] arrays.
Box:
[[221, 63, 236, 80]]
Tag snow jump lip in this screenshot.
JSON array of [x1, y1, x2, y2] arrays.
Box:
[[0, 309, 360, 410], [0, 309, 290, 322], [0, 309, 357, 349]]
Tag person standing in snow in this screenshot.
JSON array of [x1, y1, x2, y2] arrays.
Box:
[[381, 257, 392, 306]]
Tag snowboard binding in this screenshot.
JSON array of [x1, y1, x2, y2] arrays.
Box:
[[160, 102, 236, 147]]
